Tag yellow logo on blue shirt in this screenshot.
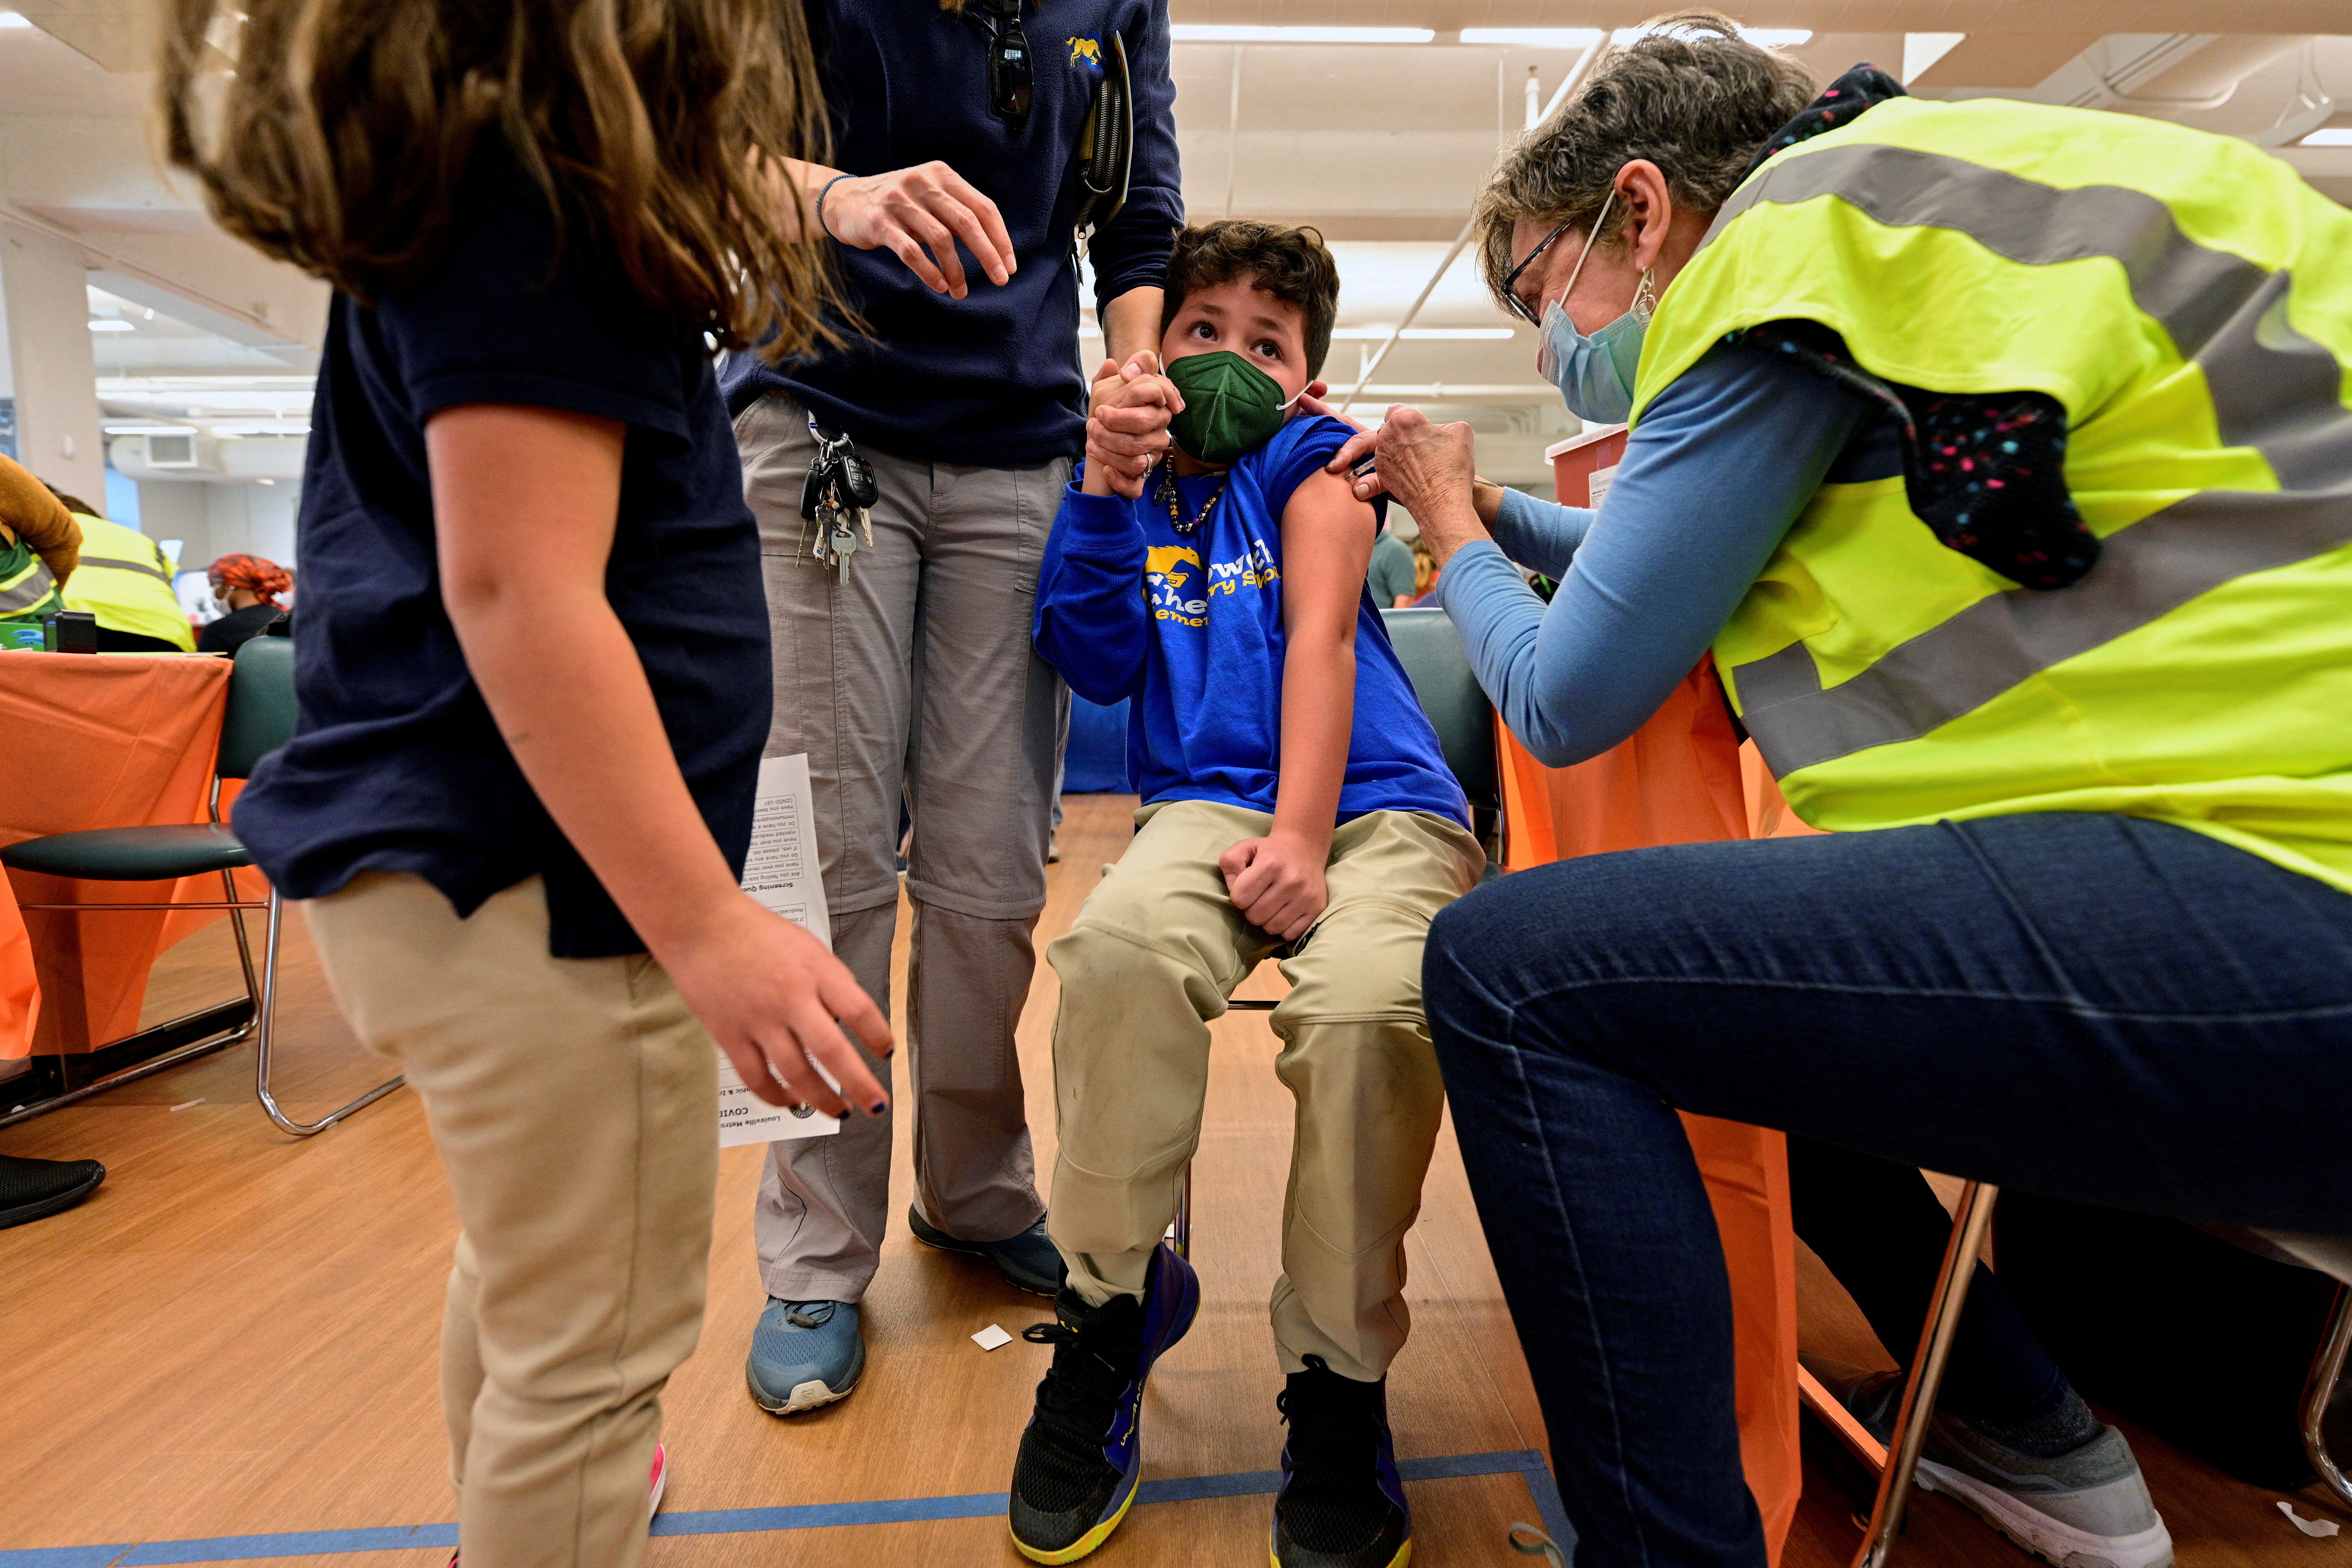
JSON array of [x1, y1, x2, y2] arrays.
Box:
[[1068, 35, 1104, 69], [1147, 545, 1204, 625], [1148, 540, 1278, 627]]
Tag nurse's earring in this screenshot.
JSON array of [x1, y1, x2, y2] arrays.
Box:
[[1631, 266, 1658, 325]]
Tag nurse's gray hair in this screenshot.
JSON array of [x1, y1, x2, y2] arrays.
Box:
[[1475, 11, 1815, 307]]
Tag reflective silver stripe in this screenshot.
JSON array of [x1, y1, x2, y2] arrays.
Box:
[[1708, 140, 2352, 773], [78, 552, 174, 584], [0, 559, 58, 614], [1740, 488, 2352, 777]]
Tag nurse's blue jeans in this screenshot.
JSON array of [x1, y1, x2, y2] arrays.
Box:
[[1423, 812, 2352, 1568]]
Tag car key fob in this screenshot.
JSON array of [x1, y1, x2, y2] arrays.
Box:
[[841, 453, 879, 510]]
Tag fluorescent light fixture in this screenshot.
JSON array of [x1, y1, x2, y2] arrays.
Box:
[[1612, 25, 1810, 45], [2301, 127, 2352, 146], [1460, 28, 1602, 47], [1331, 326, 1519, 340], [0, 13, 32, 27], [1172, 25, 1434, 43], [89, 319, 134, 332]]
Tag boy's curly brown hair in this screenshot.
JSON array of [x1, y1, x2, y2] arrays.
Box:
[[1162, 221, 1341, 377]]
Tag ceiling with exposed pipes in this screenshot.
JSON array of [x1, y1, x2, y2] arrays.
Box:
[[2, 1, 2347, 485]]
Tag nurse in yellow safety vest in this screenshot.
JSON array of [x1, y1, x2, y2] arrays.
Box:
[[1330, 21, 2352, 1568], [54, 496, 196, 653]]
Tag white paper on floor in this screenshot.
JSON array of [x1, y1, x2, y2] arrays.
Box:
[[972, 1323, 1013, 1351], [2278, 1502, 2342, 1537]]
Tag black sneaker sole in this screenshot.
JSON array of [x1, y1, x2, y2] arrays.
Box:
[[906, 1205, 1061, 1296], [0, 1166, 105, 1230]]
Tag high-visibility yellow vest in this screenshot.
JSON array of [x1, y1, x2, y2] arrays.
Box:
[[0, 532, 64, 628], [1633, 96, 2352, 895], [60, 514, 195, 652]]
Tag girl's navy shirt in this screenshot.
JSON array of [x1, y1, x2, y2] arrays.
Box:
[[233, 149, 771, 959]]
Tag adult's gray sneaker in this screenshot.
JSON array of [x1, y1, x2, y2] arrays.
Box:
[[1814, 1361, 2174, 1568], [747, 1299, 864, 1414], [908, 1205, 1066, 1296]]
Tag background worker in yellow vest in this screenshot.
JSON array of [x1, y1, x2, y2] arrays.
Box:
[[0, 454, 81, 644], [49, 488, 196, 653], [1316, 16, 2352, 1568]]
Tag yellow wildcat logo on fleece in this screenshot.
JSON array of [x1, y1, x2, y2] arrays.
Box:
[[1068, 36, 1103, 69], [1147, 545, 1206, 627]]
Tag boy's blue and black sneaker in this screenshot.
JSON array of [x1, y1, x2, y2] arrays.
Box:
[[1271, 1356, 1412, 1568], [1008, 1241, 1199, 1563]]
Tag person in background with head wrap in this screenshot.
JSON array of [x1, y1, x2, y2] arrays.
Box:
[[196, 554, 292, 655]]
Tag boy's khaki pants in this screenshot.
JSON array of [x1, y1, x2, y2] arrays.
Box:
[[1046, 800, 1485, 1382], [305, 874, 717, 1568]]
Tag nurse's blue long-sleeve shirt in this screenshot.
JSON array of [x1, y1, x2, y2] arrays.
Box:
[[1437, 346, 1889, 767]]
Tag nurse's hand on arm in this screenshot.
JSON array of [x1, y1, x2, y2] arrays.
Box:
[[429, 403, 895, 1119], [1302, 397, 1571, 567]]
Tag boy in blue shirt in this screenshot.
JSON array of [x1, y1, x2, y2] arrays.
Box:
[[1011, 223, 1485, 1568]]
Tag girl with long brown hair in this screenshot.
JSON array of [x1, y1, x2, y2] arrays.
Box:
[[162, 6, 887, 1565]]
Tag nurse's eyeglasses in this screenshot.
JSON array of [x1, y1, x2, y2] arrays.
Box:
[[1499, 217, 1575, 326], [968, 0, 1034, 126]]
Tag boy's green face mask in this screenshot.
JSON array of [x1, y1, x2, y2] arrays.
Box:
[[1166, 350, 1305, 466]]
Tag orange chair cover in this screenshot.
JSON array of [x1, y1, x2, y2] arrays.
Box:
[[0, 886, 38, 1061], [0, 652, 258, 1057], [1497, 659, 1802, 1562]]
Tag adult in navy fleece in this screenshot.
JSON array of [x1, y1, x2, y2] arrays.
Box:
[[723, 0, 1183, 1410]]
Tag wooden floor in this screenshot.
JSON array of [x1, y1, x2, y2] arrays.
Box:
[[2, 790, 2345, 1568]]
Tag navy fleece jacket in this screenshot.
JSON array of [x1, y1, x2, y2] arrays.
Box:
[[721, 0, 1183, 466]]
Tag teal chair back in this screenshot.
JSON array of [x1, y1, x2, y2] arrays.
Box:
[[218, 634, 298, 780], [1377, 607, 1497, 817]]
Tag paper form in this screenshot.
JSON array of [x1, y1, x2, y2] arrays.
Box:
[[720, 754, 842, 1148]]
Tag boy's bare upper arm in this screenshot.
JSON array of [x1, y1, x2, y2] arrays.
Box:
[[1279, 465, 1378, 641]]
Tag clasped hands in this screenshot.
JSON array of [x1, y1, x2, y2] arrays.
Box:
[[1082, 350, 1339, 500]]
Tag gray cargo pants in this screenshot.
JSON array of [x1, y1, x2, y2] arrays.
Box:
[[734, 393, 1068, 1303]]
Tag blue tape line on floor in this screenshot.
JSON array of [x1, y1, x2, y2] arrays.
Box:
[[0, 1450, 1566, 1567]]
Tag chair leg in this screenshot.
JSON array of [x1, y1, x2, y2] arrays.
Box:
[[2303, 1283, 2352, 1512], [1171, 1161, 1192, 1260], [1850, 1180, 2001, 1568], [249, 887, 404, 1137]]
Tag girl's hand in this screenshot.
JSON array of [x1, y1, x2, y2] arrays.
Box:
[[661, 896, 894, 1118]]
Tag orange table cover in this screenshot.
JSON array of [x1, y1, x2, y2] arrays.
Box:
[[0, 652, 255, 1058], [1497, 659, 1803, 1563]]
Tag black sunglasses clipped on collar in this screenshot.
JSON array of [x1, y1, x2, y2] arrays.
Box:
[[966, 0, 1034, 126]]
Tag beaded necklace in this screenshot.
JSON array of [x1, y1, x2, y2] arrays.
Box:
[[1155, 461, 1229, 537]]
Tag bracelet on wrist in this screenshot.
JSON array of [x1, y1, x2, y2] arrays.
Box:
[[814, 173, 852, 241]]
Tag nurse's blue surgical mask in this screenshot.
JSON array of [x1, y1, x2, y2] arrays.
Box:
[[1530, 187, 1659, 425]]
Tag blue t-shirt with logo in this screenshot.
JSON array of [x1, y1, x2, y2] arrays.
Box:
[[1034, 414, 1468, 828]]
